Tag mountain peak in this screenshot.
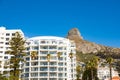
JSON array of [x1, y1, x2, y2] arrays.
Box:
[[67, 28, 83, 40], [67, 28, 120, 54]]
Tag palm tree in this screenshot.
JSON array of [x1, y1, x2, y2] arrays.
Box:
[[57, 52, 62, 79], [47, 54, 51, 80], [83, 56, 100, 80], [87, 60, 95, 80], [31, 51, 37, 60], [57, 52, 62, 60], [47, 54, 51, 62], [76, 65, 81, 80], [69, 52, 74, 80], [106, 57, 114, 80]]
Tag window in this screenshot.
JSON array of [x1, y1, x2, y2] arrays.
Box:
[[25, 68, 29, 72], [31, 62, 38, 66], [5, 42, 9, 45], [4, 56, 8, 59], [0, 51, 3, 53], [0, 42, 4, 44], [26, 62, 29, 66], [6, 38, 9, 41], [0, 47, 3, 49], [0, 37, 4, 39], [40, 73, 48, 76], [31, 73, 38, 77], [25, 73, 29, 77], [49, 46, 57, 49], [26, 57, 30, 61], [6, 33, 10, 36], [31, 67, 38, 71], [12, 33, 15, 36], [40, 67, 48, 71]]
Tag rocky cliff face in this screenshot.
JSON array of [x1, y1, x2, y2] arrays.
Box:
[[67, 28, 120, 54]]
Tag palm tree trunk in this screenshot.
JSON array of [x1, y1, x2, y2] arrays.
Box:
[[91, 68, 93, 80], [110, 64, 112, 80], [48, 62, 50, 80]]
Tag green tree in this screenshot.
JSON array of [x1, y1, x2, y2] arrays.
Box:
[[76, 65, 81, 80], [7, 32, 26, 80], [0, 74, 8, 80], [106, 57, 114, 80], [82, 56, 100, 80], [69, 52, 74, 80]]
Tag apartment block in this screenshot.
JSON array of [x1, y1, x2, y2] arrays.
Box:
[[21, 36, 76, 80], [0, 27, 24, 74]]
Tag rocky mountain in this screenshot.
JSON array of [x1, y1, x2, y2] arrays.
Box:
[[67, 28, 120, 54]]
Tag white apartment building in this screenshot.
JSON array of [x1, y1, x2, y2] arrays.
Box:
[[0, 27, 24, 74], [21, 36, 76, 80], [97, 66, 119, 80]]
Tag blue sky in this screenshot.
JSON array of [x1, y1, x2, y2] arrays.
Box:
[[0, 0, 120, 48]]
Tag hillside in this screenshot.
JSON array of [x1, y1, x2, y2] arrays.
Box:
[[67, 28, 120, 56]]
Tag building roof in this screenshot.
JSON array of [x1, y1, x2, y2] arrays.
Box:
[[112, 76, 120, 80], [28, 36, 67, 40]]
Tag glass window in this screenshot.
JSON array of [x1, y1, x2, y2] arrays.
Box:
[[12, 33, 15, 36], [6, 38, 9, 41], [31, 73, 38, 77], [40, 67, 48, 71], [26, 62, 29, 66], [6, 33, 10, 36], [4, 56, 8, 59], [25, 73, 29, 77], [40, 73, 48, 76], [31, 67, 38, 71], [25, 68, 29, 72]]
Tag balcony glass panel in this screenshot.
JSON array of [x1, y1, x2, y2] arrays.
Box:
[[50, 67, 57, 71], [31, 62, 38, 66], [40, 56, 47, 60], [58, 63, 63, 66], [31, 73, 38, 77], [49, 51, 56, 54], [58, 68, 63, 71], [25, 73, 29, 77], [58, 73, 63, 77], [25, 68, 29, 72], [26, 57, 30, 61], [26, 62, 29, 66], [40, 46, 48, 49], [51, 57, 57, 60], [58, 47, 63, 50], [32, 46, 39, 50], [50, 73, 57, 76], [40, 67, 48, 71], [40, 73, 48, 76], [50, 62, 57, 65], [30, 78, 38, 80], [40, 62, 48, 65], [31, 67, 38, 71], [49, 46, 57, 49], [40, 51, 48, 54], [50, 78, 57, 80], [40, 78, 47, 80], [41, 41, 46, 44]]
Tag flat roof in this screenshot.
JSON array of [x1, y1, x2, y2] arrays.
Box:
[[28, 36, 67, 40]]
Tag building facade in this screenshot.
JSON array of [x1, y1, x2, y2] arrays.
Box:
[[21, 36, 76, 80], [97, 66, 119, 80], [0, 27, 24, 74]]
